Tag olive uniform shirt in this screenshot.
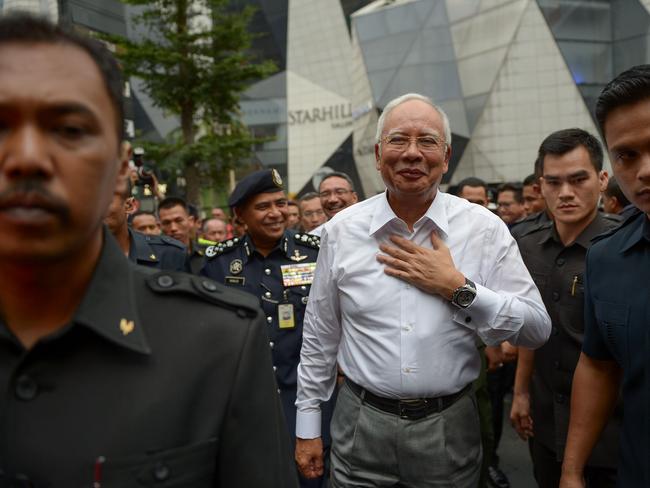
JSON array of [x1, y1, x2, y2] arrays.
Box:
[[128, 228, 190, 272], [0, 230, 297, 487], [582, 210, 650, 487], [516, 212, 622, 465]]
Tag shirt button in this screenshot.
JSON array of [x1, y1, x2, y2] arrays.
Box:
[[264, 268, 271, 275], [264, 291, 272, 298], [153, 462, 170, 481], [556, 258, 565, 267], [267, 316, 273, 324], [552, 291, 560, 301], [273, 366, 277, 372], [269, 341, 274, 349], [301, 286, 307, 290], [465, 316, 472, 324], [15, 374, 38, 401], [403, 367, 411, 373], [277, 388, 281, 394]]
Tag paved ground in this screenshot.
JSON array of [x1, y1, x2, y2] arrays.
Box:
[[498, 393, 537, 487]]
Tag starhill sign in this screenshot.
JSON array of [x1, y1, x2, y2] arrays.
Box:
[[288, 103, 352, 128]]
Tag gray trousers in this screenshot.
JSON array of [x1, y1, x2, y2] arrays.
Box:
[[330, 382, 482, 488]]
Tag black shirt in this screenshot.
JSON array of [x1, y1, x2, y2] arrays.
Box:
[[516, 212, 621, 465], [583, 212, 650, 487], [0, 231, 297, 487]]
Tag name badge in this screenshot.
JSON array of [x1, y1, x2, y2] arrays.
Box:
[[225, 276, 245, 286], [278, 303, 295, 329], [280, 262, 316, 287]]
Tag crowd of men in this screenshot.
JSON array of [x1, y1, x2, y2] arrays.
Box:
[[1, 12, 649, 488]]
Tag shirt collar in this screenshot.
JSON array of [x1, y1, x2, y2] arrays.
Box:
[[74, 227, 151, 355], [241, 232, 290, 262], [369, 190, 449, 238], [620, 212, 650, 253]]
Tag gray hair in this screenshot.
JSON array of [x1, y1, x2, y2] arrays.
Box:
[[375, 93, 452, 155]]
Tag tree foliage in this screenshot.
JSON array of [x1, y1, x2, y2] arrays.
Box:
[[107, 0, 275, 203]]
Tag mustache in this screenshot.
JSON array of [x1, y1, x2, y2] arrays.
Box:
[[0, 179, 70, 222]]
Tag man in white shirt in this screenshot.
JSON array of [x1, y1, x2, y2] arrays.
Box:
[[295, 93, 551, 487]]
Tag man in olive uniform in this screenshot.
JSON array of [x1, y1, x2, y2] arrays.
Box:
[[201, 169, 333, 488], [511, 128, 621, 487], [0, 14, 296, 487], [158, 196, 205, 273], [104, 179, 189, 272]]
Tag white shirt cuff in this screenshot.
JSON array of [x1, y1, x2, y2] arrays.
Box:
[[296, 409, 322, 439], [452, 283, 501, 330]]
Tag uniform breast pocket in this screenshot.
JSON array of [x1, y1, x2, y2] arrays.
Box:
[[594, 299, 630, 367], [96, 438, 217, 487]]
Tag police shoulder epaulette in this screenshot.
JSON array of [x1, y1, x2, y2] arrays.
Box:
[[294, 232, 320, 249], [204, 237, 241, 259], [153, 234, 186, 250], [146, 270, 259, 318], [514, 220, 552, 239]]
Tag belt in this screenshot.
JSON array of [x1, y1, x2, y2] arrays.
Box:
[[346, 379, 471, 420]]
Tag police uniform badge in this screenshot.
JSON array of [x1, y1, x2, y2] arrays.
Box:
[[271, 169, 283, 187], [229, 259, 243, 275], [290, 250, 308, 262]]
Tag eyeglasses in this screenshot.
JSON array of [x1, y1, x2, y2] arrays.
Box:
[[319, 188, 352, 199], [382, 134, 446, 152], [303, 209, 325, 218]]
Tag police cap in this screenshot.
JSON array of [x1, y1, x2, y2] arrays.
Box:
[[228, 169, 284, 208]]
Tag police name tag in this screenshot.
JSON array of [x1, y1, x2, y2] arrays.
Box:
[[278, 303, 295, 329], [280, 262, 316, 287]]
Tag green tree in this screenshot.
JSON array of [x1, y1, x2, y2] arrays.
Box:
[[109, 0, 275, 204]]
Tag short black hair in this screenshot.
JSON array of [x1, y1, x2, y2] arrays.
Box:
[[604, 177, 631, 207], [0, 13, 125, 142], [158, 196, 189, 215], [537, 128, 603, 173], [497, 182, 523, 203], [299, 191, 320, 203], [319, 172, 356, 192], [596, 64, 650, 139], [132, 210, 157, 220], [522, 174, 538, 186], [287, 200, 299, 207], [456, 177, 487, 196]]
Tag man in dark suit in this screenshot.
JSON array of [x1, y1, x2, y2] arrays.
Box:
[[0, 14, 296, 487]]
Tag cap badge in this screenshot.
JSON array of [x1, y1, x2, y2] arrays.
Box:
[[272, 169, 283, 187]]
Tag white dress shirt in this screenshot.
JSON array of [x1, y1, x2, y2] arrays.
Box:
[[296, 191, 551, 439]]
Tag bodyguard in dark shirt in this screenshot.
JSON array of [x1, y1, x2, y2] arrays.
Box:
[[201, 169, 333, 488], [511, 129, 621, 487], [561, 65, 650, 488], [0, 15, 296, 487], [104, 179, 189, 272]]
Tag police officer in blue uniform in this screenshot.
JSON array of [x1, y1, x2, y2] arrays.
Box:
[[201, 169, 332, 488]]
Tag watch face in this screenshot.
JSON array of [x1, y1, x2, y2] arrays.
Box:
[[457, 290, 475, 307]]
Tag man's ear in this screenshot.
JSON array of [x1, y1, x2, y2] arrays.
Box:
[[114, 141, 132, 197], [598, 170, 609, 192], [375, 143, 381, 171]]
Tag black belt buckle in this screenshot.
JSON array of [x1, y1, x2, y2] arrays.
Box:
[[398, 398, 430, 420]]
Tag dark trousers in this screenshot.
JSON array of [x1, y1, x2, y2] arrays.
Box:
[[487, 362, 515, 465], [530, 439, 617, 488]]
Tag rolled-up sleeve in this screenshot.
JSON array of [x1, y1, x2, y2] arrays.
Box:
[[453, 221, 551, 348], [295, 228, 342, 439]]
